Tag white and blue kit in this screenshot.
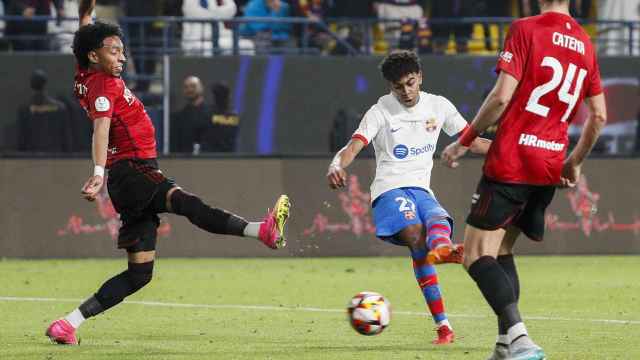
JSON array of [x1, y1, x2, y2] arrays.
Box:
[[352, 91, 468, 242]]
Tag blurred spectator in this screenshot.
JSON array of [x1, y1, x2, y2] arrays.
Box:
[[164, 0, 183, 17], [570, 0, 592, 18], [48, 0, 82, 53], [236, 0, 250, 14], [374, 0, 424, 51], [474, 0, 510, 52], [5, 0, 65, 51], [294, 0, 331, 53], [122, 0, 164, 92], [17, 69, 72, 152], [240, 0, 292, 53], [520, 0, 591, 18], [56, 94, 92, 152], [95, 0, 120, 23], [163, 0, 183, 49], [182, 0, 254, 55], [327, 0, 374, 18], [327, 0, 375, 55], [518, 0, 539, 17], [329, 108, 360, 152], [375, 0, 423, 21], [170, 76, 208, 154], [329, 107, 373, 156], [598, 0, 640, 55], [198, 82, 239, 152], [429, 0, 473, 54]]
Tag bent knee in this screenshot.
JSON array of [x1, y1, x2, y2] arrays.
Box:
[[397, 224, 425, 249], [128, 261, 154, 290]]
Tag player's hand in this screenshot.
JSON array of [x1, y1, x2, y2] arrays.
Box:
[[327, 165, 347, 189], [560, 160, 581, 188], [81, 175, 104, 201], [441, 141, 469, 169]]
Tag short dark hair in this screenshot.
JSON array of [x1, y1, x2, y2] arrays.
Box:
[[30, 69, 48, 91], [73, 21, 124, 69], [379, 50, 421, 83]]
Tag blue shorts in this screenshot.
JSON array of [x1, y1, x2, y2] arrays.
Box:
[[372, 187, 452, 245]]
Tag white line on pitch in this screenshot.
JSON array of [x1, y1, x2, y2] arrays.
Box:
[[1, 296, 638, 325]]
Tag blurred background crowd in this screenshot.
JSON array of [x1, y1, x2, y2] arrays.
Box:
[[0, 0, 638, 156]]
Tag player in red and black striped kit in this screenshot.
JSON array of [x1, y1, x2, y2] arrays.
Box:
[[442, 0, 606, 359], [45, 0, 291, 345]]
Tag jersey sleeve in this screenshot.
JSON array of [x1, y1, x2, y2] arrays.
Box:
[[586, 53, 603, 97], [86, 77, 123, 121], [439, 96, 468, 136], [352, 106, 383, 146], [496, 20, 528, 81]]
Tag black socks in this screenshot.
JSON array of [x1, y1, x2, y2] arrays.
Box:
[[468, 256, 522, 334], [80, 261, 154, 318], [170, 190, 248, 236]]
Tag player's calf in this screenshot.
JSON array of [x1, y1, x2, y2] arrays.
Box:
[[410, 247, 454, 344], [169, 189, 248, 236], [47, 260, 155, 344], [424, 217, 463, 265]]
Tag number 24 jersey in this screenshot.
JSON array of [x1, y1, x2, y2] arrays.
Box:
[[485, 11, 603, 185]]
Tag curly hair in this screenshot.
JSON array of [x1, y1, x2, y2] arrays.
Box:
[[73, 21, 124, 69], [379, 50, 422, 83]]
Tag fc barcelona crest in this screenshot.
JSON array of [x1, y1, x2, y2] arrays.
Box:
[[425, 118, 437, 132], [404, 211, 416, 220]]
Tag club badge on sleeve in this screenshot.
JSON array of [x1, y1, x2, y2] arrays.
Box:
[[95, 96, 111, 112]]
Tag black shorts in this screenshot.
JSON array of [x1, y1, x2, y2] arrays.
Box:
[[107, 159, 177, 252], [466, 176, 556, 242]]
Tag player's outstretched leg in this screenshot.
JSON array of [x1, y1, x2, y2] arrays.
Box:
[[46, 258, 154, 345], [424, 217, 463, 265], [411, 247, 454, 345], [169, 189, 291, 249]]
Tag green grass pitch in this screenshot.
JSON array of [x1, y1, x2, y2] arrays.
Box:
[[1, 256, 638, 359]]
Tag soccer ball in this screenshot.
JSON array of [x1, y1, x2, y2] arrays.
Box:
[[347, 291, 391, 336]]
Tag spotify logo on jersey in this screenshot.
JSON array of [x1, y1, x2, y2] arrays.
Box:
[[393, 144, 409, 159]]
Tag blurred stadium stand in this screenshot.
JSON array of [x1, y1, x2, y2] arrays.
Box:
[[0, 0, 638, 156]]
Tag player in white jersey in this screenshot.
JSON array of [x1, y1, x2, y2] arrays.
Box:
[[327, 51, 489, 344]]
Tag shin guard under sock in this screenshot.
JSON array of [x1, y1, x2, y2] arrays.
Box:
[[170, 190, 248, 236]]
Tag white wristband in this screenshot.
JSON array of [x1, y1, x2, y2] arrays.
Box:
[[93, 165, 105, 178]]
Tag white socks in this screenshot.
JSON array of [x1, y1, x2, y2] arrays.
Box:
[[436, 319, 452, 329], [507, 322, 528, 343], [497, 334, 509, 345], [65, 309, 86, 329], [243, 222, 262, 238]]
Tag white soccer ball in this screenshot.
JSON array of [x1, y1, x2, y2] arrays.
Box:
[[347, 291, 391, 336]]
